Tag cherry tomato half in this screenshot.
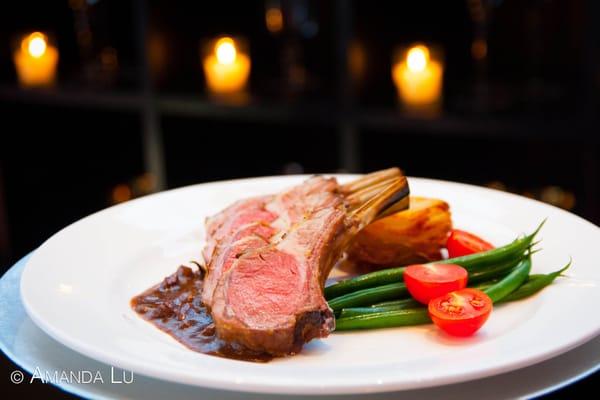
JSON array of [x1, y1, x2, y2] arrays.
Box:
[[404, 263, 468, 304], [446, 229, 494, 258], [428, 288, 493, 336]]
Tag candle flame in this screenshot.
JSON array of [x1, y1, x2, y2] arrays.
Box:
[[23, 32, 48, 58], [215, 37, 237, 65], [406, 45, 429, 73]]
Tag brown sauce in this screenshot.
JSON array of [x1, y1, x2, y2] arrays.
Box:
[[131, 266, 272, 362]]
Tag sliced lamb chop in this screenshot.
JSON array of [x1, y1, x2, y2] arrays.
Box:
[[202, 169, 409, 356]]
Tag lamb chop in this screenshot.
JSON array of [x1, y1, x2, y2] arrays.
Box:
[[201, 168, 409, 356]]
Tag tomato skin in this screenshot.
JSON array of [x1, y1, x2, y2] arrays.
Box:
[[404, 264, 468, 304], [447, 229, 494, 258], [428, 288, 493, 337]]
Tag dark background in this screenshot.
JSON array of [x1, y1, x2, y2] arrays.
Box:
[[0, 0, 598, 397]]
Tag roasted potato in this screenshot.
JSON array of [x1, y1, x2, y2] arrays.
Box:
[[348, 196, 452, 268]]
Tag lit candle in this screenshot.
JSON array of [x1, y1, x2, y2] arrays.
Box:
[[13, 32, 59, 87], [202, 37, 251, 95], [392, 44, 443, 113]]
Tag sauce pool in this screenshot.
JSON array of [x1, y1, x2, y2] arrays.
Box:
[[131, 266, 272, 362]]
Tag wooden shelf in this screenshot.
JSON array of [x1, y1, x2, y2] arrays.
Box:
[[0, 85, 143, 112], [1, 85, 594, 141], [157, 95, 337, 125]]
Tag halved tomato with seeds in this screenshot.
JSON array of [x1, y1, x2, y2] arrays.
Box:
[[428, 288, 493, 336]]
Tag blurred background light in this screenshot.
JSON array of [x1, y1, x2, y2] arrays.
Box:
[[202, 35, 251, 98], [13, 32, 58, 87]]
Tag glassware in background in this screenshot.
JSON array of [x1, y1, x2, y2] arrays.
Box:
[[68, 0, 119, 87], [348, 39, 367, 89], [466, 0, 493, 113], [12, 32, 59, 88], [265, 1, 284, 35], [148, 31, 168, 84], [392, 43, 444, 117], [265, 0, 319, 98]]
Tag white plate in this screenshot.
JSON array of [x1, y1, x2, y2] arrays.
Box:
[[4, 255, 600, 399], [20, 175, 600, 394]]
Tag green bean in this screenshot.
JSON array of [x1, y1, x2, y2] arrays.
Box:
[[328, 259, 519, 313], [335, 308, 431, 331], [339, 279, 502, 318], [324, 221, 544, 299], [328, 282, 408, 313], [340, 298, 421, 318], [467, 256, 523, 284], [325, 268, 406, 300], [340, 308, 398, 318], [328, 256, 524, 313], [371, 297, 422, 308], [472, 280, 499, 290], [484, 256, 531, 302], [335, 260, 569, 330], [498, 260, 571, 303]]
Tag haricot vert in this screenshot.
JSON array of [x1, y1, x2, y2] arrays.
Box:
[[327, 256, 529, 313], [339, 280, 497, 318], [324, 221, 544, 300], [483, 256, 531, 303], [334, 258, 570, 331]]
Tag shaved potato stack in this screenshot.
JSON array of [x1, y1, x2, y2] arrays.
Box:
[[348, 197, 452, 268]]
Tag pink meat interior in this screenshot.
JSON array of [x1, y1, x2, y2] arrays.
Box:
[[202, 177, 347, 355], [227, 250, 304, 327]]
